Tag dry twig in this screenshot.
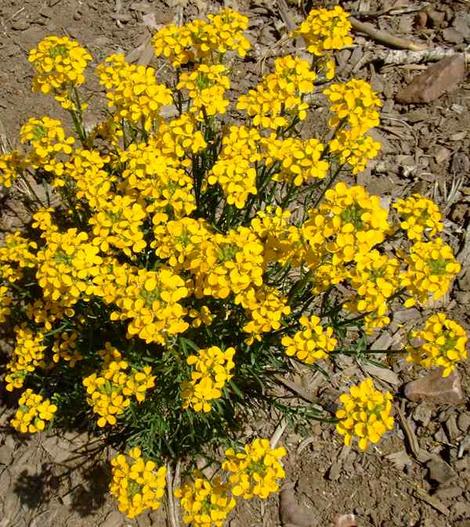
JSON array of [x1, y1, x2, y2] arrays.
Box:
[[350, 16, 428, 51]]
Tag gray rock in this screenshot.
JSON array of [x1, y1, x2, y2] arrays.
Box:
[[413, 404, 433, 428], [445, 414, 460, 441], [434, 485, 463, 500], [404, 370, 464, 405], [442, 28, 464, 44], [427, 456, 457, 484], [457, 413, 470, 434], [452, 500, 470, 519]]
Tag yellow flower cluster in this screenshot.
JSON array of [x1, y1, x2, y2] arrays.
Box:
[[157, 113, 207, 163], [120, 141, 196, 219], [295, 5, 353, 56], [191, 228, 264, 299], [153, 8, 250, 67], [237, 286, 291, 344], [5, 325, 46, 392], [0, 231, 37, 283], [11, 389, 57, 433], [208, 126, 261, 208], [152, 217, 210, 268], [324, 79, 381, 133], [237, 55, 315, 129], [52, 331, 83, 366], [182, 346, 235, 413], [406, 313, 468, 377], [97, 54, 172, 131], [36, 229, 102, 307], [177, 64, 230, 118], [175, 476, 236, 527], [0, 285, 12, 323], [301, 182, 390, 291], [83, 344, 155, 427], [393, 194, 443, 240], [401, 237, 461, 307], [336, 378, 394, 451], [222, 438, 286, 499], [345, 250, 400, 333], [66, 148, 113, 205], [28, 35, 91, 109], [329, 129, 381, 174], [107, 267, 190, 344], [0, 150, 24, 188], [282, 315, 336, 364], [110, 447, 166, 519], [89, 194, 147, 256], [263, 136, 329, 185]]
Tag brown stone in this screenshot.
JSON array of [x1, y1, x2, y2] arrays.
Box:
[[404, 370, 464, 404], [396, 55, 466, 103]]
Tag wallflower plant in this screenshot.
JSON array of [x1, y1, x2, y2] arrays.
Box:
[[0, 6, 466, 525]]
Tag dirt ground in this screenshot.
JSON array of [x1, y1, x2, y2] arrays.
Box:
[[0, 0, 469, 526]]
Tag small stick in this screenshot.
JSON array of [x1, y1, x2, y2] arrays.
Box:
[[350, 16, 428, 51], [270, 417, 288, 448], [166, 463, 180, 527]]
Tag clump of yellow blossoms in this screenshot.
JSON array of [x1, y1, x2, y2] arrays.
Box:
[[336, 379, 394, 451], [222, 438, 286, 499], [110, 447, 167, 518], [175, 476, 236, 527], [406, 313, 468, 377], [400, 238, 461, 307], [295, 5, 353, 56], [182, 346, 236, 412], [393, 194, 443, 240], [83, 344, 155, 427], [11, 389, 57, 433], [0, 5, 466, 524], [282, 315, 336, 364], [28, 35, 92, 109]]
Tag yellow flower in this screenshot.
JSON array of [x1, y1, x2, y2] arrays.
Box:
[[11, 389, 57, 433], [237, 55, 315, 129], [153, 8, 250, 67], [83, 344, 155, 427], [406, 313, 468, 377], [97, 54, 172, 131], [175, 476, 236, 527], [336, 378, 394, 451], [181, 346, 235, 412], [222, 438, 286, 499], [295, 6, 353, 56], [282, 315, 336, 364], [177, 64, 230, 118], [28, 35, 92, 109], [329, 129, 381, 174], [262, 135, 329, 185], [400, 237, 461, 307], [0, 151, 24, 188], [324, 80, 381, 134], [393, 194, 443, 240], [110, 447, 166, 518], [236, 286, 291, 343]]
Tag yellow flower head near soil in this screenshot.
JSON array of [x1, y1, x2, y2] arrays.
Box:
[[282, 315, 337, 365], [83, 343, 155, 427], [222, 438, 286, 499], [11, 389, 57, 433], [175, 476, 236, 527], [406, 313, 468, 377], [295, 5, 353, 56], [393, 193, 444, 240], [181, 346, 235, 412], [110, 447, 166, 518], [28, 35, 92, 109], [336, 378, 394, 451]]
